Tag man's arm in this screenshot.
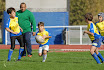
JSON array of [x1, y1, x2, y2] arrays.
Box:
[[29, 12, 36, 36]]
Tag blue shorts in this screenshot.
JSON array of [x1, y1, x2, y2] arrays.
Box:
[[39, 41, 49, 47], [92, 38, 102, 47]]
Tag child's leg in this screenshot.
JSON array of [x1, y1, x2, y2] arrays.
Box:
[[95, 48, 104, 62], [97, 52, 104, 62], [38, 47, 42, 56], [17, 35, 24, 60], [42, 45, 49, 62], [90, 46, 101, 64], [7, 36, 16, 61], [43, 50, 47, 62], [18, 47, 24, 60], [7, 49, 13, 61], [95, 48, 99, 55]]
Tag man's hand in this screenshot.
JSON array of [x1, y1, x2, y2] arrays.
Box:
[[32, 32, 36, 36]]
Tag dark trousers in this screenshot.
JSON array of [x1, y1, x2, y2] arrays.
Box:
[[10, 35, 24, 50], [23, 32, 32, 55]]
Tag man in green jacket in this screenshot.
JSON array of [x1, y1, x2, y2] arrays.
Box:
[[16, 2, 36, 57]]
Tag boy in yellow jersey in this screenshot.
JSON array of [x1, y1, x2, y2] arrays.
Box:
[[95, 13, 104, 43], [83, 13, 104, 64], [5, 7, 24, 61], [36, 22, 52, 62]]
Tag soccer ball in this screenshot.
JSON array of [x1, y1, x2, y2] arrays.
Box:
[[35, 35, 45, 43]]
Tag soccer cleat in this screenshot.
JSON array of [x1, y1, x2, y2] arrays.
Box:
[[42, 60, 45, 62], [28, 54, 32, 57], [102, 61, 104, 63], [22, 56, 26, 57]]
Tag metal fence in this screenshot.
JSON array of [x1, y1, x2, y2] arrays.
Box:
[[5, 26, 91, 45], [44, 26, 91, 45], [64, 26, 91, 45]]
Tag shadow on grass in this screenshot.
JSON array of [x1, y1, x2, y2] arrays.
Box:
[[55, 61, 90, 64], [20, 59, 42, 62], [0, 59, 4, 61], [5, 59, 90, 64], [7, 57, 93, 63], [46, 57, 92, 63]]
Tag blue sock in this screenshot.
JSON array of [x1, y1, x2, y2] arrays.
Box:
[[97, 52, 104, 62], [92, 53, 101, 64], [8, 49, 13, 61], [18, 47, 24, 59]]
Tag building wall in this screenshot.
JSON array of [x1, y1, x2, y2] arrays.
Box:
[[6, 0, 68, 12]]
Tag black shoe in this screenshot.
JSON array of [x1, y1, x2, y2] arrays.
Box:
[[102, 61, 104, 63], [17, 59, 21, 61], [21, 54, 26, 57], [7, 59, 10, 61]]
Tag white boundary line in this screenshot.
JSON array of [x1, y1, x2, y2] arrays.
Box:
[[36, 26, 87, 28], [61, 49, 104, 51]]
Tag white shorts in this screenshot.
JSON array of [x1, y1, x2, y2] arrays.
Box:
[[38, 45, 49, 53]]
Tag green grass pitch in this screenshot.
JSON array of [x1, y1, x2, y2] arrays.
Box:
[[0, 49, 104, 70]]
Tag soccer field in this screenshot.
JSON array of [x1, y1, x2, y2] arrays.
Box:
[[0, 49, 104, 70]]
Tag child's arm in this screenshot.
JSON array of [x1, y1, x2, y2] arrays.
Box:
[[83, 30, 94, 36], [42, 35, 52, 39], [5, 28, 18, 34], [19, 26, 23, 32]]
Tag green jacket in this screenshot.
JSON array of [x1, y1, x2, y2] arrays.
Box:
[[16, 9, 36, 34]]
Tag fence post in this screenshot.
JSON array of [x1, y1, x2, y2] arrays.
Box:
[[5, 30, 7, 45], [80, 26, 82, 45], [66, 28, 68, 45]]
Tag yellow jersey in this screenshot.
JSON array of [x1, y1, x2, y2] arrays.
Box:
[[95, 21, 104, 36], [87, 23, 99, 41], [36, 29, 51, 46], [6, 17, 22, 37]]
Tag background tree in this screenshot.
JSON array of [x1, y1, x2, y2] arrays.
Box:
[[70, 0, 104, 25], [0, 0, 5, 27]]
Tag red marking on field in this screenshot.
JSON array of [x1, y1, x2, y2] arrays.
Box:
[[0, 45, 104, 49]]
